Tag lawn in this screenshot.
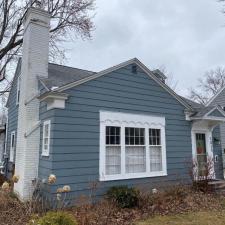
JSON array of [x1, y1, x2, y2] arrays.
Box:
[[137, 211, 225, 225]]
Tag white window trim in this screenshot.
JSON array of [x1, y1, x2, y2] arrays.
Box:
[[9, 131, 15, 162], [99, 111, 167, 181], [42, 120, 51, 157], [16, 76, 21, 105]]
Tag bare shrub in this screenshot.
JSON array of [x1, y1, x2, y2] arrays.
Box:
[[187, 157, 215, 192]]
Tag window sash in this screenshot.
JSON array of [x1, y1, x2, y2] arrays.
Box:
[[42, 120, 51, 156]]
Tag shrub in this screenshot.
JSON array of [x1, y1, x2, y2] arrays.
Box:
[[106, 185, 139, 208], [28, 211, 78, 225]]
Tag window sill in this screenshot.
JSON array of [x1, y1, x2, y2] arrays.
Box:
[[41, 153, 49, 157], [99, 171, 167, 181]]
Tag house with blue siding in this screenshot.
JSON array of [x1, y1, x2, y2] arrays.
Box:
[[3, 6, 225, 201]]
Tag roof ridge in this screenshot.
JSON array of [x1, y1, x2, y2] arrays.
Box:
[[48, 62, 96, 74]]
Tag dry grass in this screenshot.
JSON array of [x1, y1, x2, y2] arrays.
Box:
[[1, 185, 225, 225], [0, 191, 31, 225], [71, 186, 225, 225], [137, 211, 225, 225]]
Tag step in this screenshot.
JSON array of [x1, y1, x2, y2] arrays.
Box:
[[208, 180, 225, 185]]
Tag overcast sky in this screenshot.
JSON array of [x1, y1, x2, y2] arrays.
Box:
[[65, 0, 225, 96]]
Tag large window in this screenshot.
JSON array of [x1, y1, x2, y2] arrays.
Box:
[[42, 120, 51, 156], [100, 111, 167, 181]]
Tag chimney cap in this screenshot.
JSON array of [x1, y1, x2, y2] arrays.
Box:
[[152, 69, 167, 83]]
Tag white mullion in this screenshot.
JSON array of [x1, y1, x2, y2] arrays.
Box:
[[121, 124, 126, 176], [145, 126, 150, 173], [161, 128, 167, 173], [99, 122, 106, 179]]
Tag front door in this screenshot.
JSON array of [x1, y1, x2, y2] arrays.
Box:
[[196, 133, 207, 177]]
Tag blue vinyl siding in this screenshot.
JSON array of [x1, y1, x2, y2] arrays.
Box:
[[44, 64, 194, 198], [5, 59, 21, 177]]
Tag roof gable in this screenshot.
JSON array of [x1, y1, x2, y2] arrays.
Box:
[[207, 85, 225, 106], [190, 105, 225, 121], [207, 108, 225, 118], [50, 58, 192, 110]]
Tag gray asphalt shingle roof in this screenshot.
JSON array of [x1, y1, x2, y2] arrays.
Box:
[[40, 63, 96, 90]]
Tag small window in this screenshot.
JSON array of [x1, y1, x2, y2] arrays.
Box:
[[16, 76, 21, 105], [10, 131, 16, 162], [42, 120, 51, 156]]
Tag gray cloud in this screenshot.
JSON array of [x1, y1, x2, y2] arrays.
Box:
[[65, 0, 225, 96]]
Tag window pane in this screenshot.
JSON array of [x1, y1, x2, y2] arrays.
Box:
[[130, 128, 135, 136], [44, 138, 48, 145], [45, 124, 49, 136], [110, 135, 115, 145], [125, 127, 145, 146], [125, 146, 146, 173], [11, 134, 15, 148], [106, 126, 121, 145], [150, 146, 162, 171], [149, 129, 161, 146], [115, 135, 120, 145], [105, 146, 121, 175], [106, 136, 110, 145]]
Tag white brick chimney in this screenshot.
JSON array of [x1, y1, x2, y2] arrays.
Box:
[[14, 7, 50, 200]]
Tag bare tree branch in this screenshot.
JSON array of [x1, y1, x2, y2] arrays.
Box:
[[188, 67, 225, 105], [0, 0, 95, 82]]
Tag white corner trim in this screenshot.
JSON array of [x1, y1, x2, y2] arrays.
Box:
[[52, 58, 192, 110], [99, 111, 167, 181]]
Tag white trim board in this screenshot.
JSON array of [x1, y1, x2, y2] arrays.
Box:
[[49, 58, 192, 110]]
